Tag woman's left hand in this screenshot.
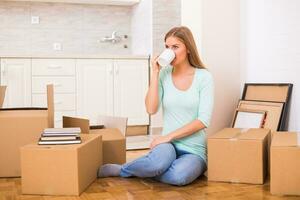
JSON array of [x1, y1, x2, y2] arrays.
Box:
[[150, 135, 172, 149]]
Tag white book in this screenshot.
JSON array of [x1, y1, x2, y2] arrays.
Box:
[[40, 136, 79, 141], [38, 139, 81, 145], [43, 127, 81, 134]]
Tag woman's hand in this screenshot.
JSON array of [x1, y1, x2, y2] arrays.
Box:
[[150, 135, 172, 149], [151, 55, 160, 74]]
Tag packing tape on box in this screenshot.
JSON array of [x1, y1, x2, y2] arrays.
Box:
[[229, 128, 249, 141], [241, 128, 250, 133]]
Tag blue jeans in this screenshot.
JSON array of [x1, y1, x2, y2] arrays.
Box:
[[120, 143, 207, 186]]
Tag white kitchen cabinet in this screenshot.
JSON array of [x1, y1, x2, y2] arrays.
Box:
[[76, 59, 114, 125], [31, 59, 77, 127], [114, 59, 149, 125], [76, 59, 149, 126], [0, 57, 149, 128], [0, 59, 31, 107]]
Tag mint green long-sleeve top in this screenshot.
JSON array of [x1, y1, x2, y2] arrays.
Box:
[[158, 66, 214, 163]]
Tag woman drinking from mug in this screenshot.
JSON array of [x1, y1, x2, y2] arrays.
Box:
[[98, 26, 214, 186]]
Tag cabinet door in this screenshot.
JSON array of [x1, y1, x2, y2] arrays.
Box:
[[76, 59, 113, 125], [0, 59, 31, 107], [114, 59, 149, 125]]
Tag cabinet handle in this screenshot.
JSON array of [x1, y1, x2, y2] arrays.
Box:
[[115, 65, 119, 75], [48, 65, 62, 69], [1, 67, 5, 76], [53, 83, 62, 87], [108, 65, 113, 75]]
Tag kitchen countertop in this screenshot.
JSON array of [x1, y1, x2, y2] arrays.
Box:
[[0, 54, 150, 59]]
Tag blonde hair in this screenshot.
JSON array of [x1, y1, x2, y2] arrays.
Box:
[[165, 26, 205, 69]]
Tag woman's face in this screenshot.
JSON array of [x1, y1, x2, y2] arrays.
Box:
[[165, 36, 189, 66]]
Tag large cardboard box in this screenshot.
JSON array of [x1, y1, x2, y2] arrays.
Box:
[[208, 128, 270, 184], [21, 134, 102, 196], [0, 85, 54, 177], [270, 132, 300, 196], [63, 116, 126, 164]]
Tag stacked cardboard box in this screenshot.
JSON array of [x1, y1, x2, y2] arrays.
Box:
[[208, 83, 293, 185], [0, 85, 54, 177], [20, 115, 126, 196], [270, 132, 300, 196]]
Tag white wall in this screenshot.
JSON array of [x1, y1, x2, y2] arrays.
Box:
[[131, 0, 152, 55], [241, 0, 300, 131], [181, 0, 241, 134], [0, 1, 132, 55]]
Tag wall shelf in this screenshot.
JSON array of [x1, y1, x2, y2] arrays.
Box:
[[3, 0, 139, 6]]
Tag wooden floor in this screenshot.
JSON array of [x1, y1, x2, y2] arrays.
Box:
[[0, 150, 299, 200]]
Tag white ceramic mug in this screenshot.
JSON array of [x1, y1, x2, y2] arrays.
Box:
[[157, 49, 175, 67]]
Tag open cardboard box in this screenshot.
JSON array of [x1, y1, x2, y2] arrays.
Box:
[[208, 128, 270, 184], [270, 132, 300, 196], [0, 85, 54, 177], [241, 83, 292, 131], [63, 116, 126, 164]]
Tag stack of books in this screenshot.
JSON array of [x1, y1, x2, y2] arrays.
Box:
[[38, 127, 82, 145]]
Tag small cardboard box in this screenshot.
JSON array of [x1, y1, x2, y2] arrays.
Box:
[[0, 85, 54, 177], [208, 128, 270, 184], [21, 134, 102, 196], [63, 116, 126, 164], [271, 132, 300, 196]]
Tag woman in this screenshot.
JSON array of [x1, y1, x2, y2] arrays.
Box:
[[98, 26, 214, 186]]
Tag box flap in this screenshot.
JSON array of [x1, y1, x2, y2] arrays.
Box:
[[271, 132, 299, 147], [63, 116, 90, 134], [0, 86, 6, 108], [90, 128, 125, 141], [209, 128, 242, 139], [47, 85, 54, 128], [243, 84, 291, 103], [238, 128, 270, 140]]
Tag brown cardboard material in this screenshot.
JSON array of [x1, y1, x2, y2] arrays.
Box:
[[21, 134, 102, 196], [0, 86, 6, 108], [270, 132, 300, 196], [0, 85, 54, 177], [238, 100, 283, 132], [208, 128, 270, 184], [63, 116, 126, 164]]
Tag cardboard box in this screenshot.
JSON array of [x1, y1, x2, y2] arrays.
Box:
[[21, 134, 102, 196], [0, 85, 54, 177], [208, 128, 270, 184], [63, 116, 126, 164], [270, 132, 300, 196]]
